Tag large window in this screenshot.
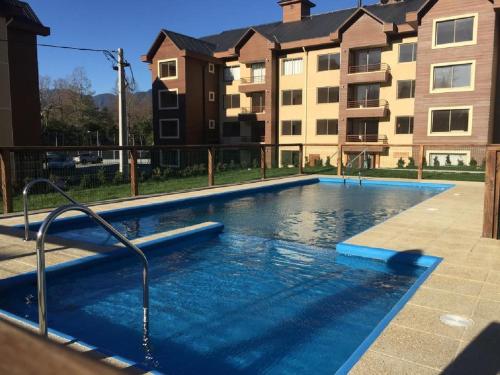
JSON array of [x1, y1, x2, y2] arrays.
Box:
[[399, 43, 417, 63], [281, 151, 300, 167], [222, 122, 240, 137], [351, 48, 381, 69], [224, 66, 240, 82], [317, 87, 339, 104], [159, 119, 179, 139], [159, 89, 178, 109], [316, 119, 338, 135], [430, 108, 471, 134], [282, 90, 302, 106], [159, 59, 177, 79], [224, 94, 240, 109], [282, 120, 302, 136], [318, 53, 340, 71], [432, 63, 473, 91], [396, 117, 414, 134], [435, 16, 475, 47], [397, 80, 416, 99], [282, 58, 303, 76]]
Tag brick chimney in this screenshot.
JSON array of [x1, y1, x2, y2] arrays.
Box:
[[278, 0, 316, 23]]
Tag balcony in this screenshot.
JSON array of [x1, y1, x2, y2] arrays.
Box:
[[238, 106, 266, 121], [239, 76, 266, 93], [347, 63, 391, 84], [346, 99, 388, 118], [346, 134, 388, 143]]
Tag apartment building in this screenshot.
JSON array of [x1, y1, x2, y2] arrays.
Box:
[[143, 0, 500, 168]]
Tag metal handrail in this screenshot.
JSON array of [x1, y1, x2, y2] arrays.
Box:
[[240, 76, 265, 84], [348, 63, 390, 74], [347, 99, 388, 109], [343, 149, 368, 185], [23, 178, 78, 241], [35, 203, 149, 338]]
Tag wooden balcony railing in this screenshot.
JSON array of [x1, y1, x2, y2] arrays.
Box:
[[240, 76, 266, 84], [348, 63, 390, 74], [347, 99, 388, 109], [346, 134, 388, 143]]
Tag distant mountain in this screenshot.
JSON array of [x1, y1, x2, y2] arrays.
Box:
[[93, 90, 152, 110]]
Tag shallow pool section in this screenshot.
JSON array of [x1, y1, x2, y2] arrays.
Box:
[[0, 233, 432, 374], [41, 180, 446, 248]]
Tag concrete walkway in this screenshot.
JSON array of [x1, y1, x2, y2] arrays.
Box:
[[0, 176, 498, 374]]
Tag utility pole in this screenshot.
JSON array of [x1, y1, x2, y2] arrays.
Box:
[[117, 48, 129, 174]]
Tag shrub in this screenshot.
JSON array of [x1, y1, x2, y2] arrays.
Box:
[[397, 157, 405, 168], [433, 156, 440, 167], [407, 157, 416, 169], [96, 168, 107, 185], [326, 156, 332, 167], [470, 158, 478, 168], [445, 155, 452, 166], [229, 160, 236, 170], [304, 156, 309, 167], [457, 159, 465, 167], [252, 159, 259, 169], [80, 174, 94, 189], [113, 171, 124, 185], [314, 158, 323, 167], [422, 157, 427, 168], [162, 168, 173, 179]]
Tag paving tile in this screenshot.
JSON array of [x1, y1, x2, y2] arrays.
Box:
[[480, 283, 500, 302], [424, 274, 483, 297], [434, 263, 489, 282], [410, 287, 477, 317], [473, 299, 500, 321], [487, 270, 500, 285], [370, 325, 460, 370], [350, 350, 439, 375]]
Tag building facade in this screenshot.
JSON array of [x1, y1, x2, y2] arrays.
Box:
[[143, 0, 500, 168], [0, 0, 49, 147]]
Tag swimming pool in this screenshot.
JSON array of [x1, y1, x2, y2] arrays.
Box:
[[1, 178, 448, 374]]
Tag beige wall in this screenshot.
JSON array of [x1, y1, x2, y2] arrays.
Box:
[[0, 16, 13, 146]]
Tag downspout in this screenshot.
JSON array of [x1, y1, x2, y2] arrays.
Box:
[[303, 47, 308, 166]]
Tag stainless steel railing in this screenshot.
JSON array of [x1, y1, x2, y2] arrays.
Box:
[[35, 203, 149, 338], [343, 149, 368, 185], [23, 178, 77, 241]]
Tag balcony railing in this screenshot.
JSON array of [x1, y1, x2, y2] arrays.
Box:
[[347, 99, 388, 109], [348, 63, 390, 74], [346, 134, 388, 143], [240, 106, 265, 114], [240, 76, 266, 85]]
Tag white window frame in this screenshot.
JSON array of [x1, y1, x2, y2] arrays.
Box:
[[208, 63, 215, 74], [430, 60, 476, 94], [158, 88, 179, 110], [432, 14, 478, 49], [159, 118, 180, 139], [158, 58, 178, 80], [208, 91, 215, 102], [282, 58, 303, 76], [160, 149, 180, 168], [208, 119, 216, 129], [427, 106, 473, 137]]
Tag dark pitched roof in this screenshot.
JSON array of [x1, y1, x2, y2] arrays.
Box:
[[162, 29, 216, 55], [201, 0, 427, 52], [0, 0, 49, 36]]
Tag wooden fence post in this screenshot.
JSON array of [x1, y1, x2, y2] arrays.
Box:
[[260, 146, 266, 180], [0, 150, 13, 214], [298, 144, 304, 174], [130, 149, 139, 197], [208, 147, 215, 187], [417, 144, 425, 180], [483, 149, 499, 238], [337, 144, 343, 176]]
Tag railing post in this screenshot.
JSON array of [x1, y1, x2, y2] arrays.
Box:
[[337, 144, 343, 176], [298, 144, 304, 174], [417, 144, 424, 180], [130, 149, 139, 197], [0, 149, 13, 214], [208, 146, 215, 187], [483, 149, 499, 238], [260, 146, 266, 180]]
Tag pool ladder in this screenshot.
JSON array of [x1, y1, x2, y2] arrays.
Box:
[[342, 149, 367, 186], [23, 179, 150, 338]]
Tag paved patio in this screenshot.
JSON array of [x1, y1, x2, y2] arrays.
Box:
[[0, 175, 498, 374]]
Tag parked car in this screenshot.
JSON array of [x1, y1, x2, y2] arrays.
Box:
[[73, 152, 103, 164], [45, 152, 76, 170]]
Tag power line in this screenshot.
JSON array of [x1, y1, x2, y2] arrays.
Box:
[[0, 38, 116, 53]]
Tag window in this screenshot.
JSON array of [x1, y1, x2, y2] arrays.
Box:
[[159, 59, 177, 79], [224, 66, 240, 82], [282, 58, 303, 76], [427, 151, 470, 166], [208, 63, 215, 74], [318, 53, 340, 71], [430, 108, 471, 134], [251, 63, 266, 83], [317, 87, 339, 104], [432, 63, 473, 91], [316, 119, 338, 135], [208, 120, 216, 129], [224, 94, 240, 109], [435, 16, 475, 47], [282, 120, 302, 136], [281, 151, 300, 167], [399, 43, 417, 63], [159, 119, 179, 139], [351, 49, 381, 70], [397, 80, 416, 99], [396, 116, 414, 134], [222, 122, 240, 137], [159, 89, 178, 109], [160, 150, 180, 167], [282, 90, 302, 106], [208, 91, 215, 102]]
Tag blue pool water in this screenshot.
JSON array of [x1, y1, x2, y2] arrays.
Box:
[[2, 181, 447, 373]]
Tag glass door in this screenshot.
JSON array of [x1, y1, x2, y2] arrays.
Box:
[[251, 92, 265, 113], [352, 49, 381, 72], [351, 84, 380, 107], [251, 63, 266, 84]]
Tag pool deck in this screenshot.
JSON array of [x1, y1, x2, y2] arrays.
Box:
[[0, 175, 498, 374]]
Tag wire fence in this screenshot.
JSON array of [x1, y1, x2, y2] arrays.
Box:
[[0, 143, 488, 214]]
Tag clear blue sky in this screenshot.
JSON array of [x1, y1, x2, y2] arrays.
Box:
[[30, 0, 378, 94]]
